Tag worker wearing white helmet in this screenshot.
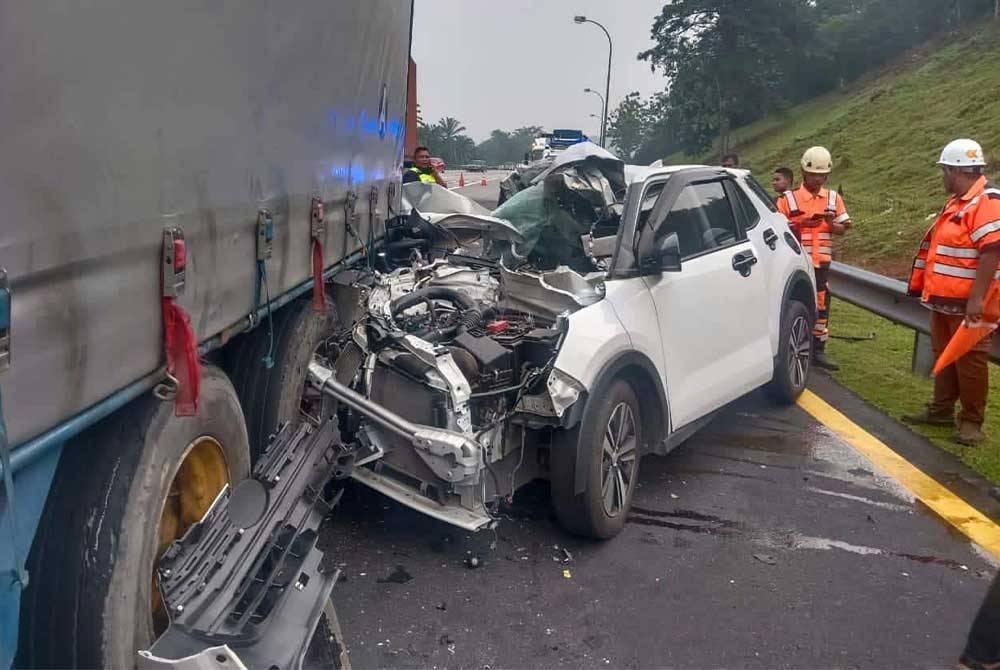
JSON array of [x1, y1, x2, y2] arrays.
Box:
[[904, 138, 1000, 445], [776, 146, 851, 371]]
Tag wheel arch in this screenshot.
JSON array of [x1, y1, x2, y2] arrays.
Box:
[[566, 350, 669, 495], [784, 269, 816, 319]]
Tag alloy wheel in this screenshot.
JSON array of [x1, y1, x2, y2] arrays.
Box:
[[601, 402, 638, 517]]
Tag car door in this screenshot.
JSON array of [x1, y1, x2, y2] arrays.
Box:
[[641, 177, 772, 428]]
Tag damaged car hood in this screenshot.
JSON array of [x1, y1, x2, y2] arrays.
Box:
[[401, 182, 524, 244]]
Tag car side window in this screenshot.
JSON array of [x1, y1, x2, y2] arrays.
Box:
[[636, 181, 666, 232], [745, 175, 779, 213], [654, 181, 743, 259], [725, 180, 762, 230]]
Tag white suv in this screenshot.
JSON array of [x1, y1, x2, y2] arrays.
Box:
[[308, 156, 816, 539]]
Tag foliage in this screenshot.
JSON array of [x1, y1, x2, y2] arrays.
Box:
[[417, 116, 476, 164], [475, 126, 545, 166], [417, 116, 543, 166], [622, 0, 998, 161], [717, 23, 1000, 277], [606, 92, 652, 160]]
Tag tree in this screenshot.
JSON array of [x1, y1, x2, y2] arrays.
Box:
[[639, 0, 797, 154], [606, 92, 651, 160]]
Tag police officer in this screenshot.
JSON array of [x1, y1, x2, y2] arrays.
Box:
[[776, 146, 851, 370], [403, 146, 447, 187], [903, 139, 1000, 445]]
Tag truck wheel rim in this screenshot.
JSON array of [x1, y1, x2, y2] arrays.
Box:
[[152, 436, 230, 635], [788, 315, 811, 389], [601, 402, 637, 517]]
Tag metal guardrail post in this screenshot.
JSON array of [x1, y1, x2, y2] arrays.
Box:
[[827, 261, 1000, 371]]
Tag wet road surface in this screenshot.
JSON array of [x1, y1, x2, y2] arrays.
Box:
[[320, 379, 998, 669]]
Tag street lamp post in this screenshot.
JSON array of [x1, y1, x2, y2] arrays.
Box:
[[583, 88, 605, 145], [574, 15, 612, 148]]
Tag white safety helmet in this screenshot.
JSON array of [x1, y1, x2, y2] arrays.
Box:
[[937, 138, 986, 168], [800, 146, 833, 174]]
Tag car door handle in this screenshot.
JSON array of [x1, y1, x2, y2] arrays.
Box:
[[763, 228, 778, 250], [732, 250, 758, 277]]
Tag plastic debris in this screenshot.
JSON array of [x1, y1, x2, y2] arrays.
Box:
[[562, 548, 574, 563], [464, 554, 483, 569], [563, 568, 572, 579], [753, 553, 777, 566], [669, 493, 679, 500]]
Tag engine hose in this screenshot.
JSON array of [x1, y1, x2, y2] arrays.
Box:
[[389, 286, 475, 317], [412, 324, 460, 342]]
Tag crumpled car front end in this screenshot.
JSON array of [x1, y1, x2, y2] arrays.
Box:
[[307, 145, 629, 531]]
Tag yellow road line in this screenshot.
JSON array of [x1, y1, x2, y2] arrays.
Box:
[[798, 389, 1000, 561]]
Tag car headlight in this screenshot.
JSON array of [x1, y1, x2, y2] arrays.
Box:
[[546, 368, 585, 417]]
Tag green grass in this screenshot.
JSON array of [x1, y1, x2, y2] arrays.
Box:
[[671, 24, 1000, 278], [826, 301, 1000, 484]]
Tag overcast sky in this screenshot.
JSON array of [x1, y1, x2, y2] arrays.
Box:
[[411, 0, 668, 142]]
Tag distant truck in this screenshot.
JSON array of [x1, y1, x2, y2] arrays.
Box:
[[528, 129, 590, 162], [0, 1, 414, 667]]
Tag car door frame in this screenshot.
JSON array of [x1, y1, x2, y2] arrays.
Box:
[[608, 167, 773, 427]]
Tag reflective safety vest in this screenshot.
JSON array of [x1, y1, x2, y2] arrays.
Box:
[[908, 177, 1000, 308], [776, 186, 850, 267], [408, 167, 438, 184]]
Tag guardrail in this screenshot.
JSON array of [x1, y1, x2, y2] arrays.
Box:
[[828, 261, 1000, 373]]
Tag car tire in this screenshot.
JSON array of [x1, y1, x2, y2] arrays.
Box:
[[551, 379, 642, 539], [765, 299, 812, 405], [227, 297, 339, 460], [18, 365, 250, 669]]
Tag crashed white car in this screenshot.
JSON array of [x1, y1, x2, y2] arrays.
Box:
[[307, 145, 816, 538]]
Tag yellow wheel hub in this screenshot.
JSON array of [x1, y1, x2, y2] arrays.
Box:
[[152, 436, 229, 634]]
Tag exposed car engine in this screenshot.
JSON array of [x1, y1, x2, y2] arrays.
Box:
[[307, 147, 620, 531]]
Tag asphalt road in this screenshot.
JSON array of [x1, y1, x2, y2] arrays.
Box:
[[315, 176, 999, 668], [445, 168, 510, 210]]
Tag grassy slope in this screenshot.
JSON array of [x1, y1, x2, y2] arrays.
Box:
[[679, 24, 1000, 277]]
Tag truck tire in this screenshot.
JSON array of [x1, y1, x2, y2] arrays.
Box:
[[17, 365, 250, 669], [227, 297, 339, 459], [550, 379, 642, 539], [765, 299, 812, 405]]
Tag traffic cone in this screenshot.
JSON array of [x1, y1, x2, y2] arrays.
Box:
[[480, 176, 487, 186], [933, 284, 1000, 375], [458, 173, 465, 187]]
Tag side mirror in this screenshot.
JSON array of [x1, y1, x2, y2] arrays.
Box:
[[639, 232, 682, 274], [656, 232, 682, 272]]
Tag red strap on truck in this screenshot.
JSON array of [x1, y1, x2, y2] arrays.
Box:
[[162, 296, 200, 416], [310, 196, 326, 312], [311, 238, 325, 311], [161, 227, 200, 416]]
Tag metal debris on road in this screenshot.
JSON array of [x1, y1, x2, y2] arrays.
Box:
[[464, 554, 483, 569], [753, 553, 778, 566], [562, 548, 574, 562]]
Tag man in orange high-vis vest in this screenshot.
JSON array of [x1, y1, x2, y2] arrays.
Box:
[[903, 138, 1000, 445], [776, 146, 851, 371]]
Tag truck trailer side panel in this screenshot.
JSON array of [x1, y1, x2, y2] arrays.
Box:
[[0, 1, 412, 448]]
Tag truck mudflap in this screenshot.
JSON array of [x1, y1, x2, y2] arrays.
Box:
[[139, 420, 353, 670]]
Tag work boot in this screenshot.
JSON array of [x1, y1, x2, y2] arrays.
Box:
[[902, 407, 955, 427], [812, 351, 840, 371], [955, 421, 986, 446]]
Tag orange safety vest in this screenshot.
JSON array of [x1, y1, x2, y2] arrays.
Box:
[[908, 177, 1000, 308], [776, 186, 850, 267]]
